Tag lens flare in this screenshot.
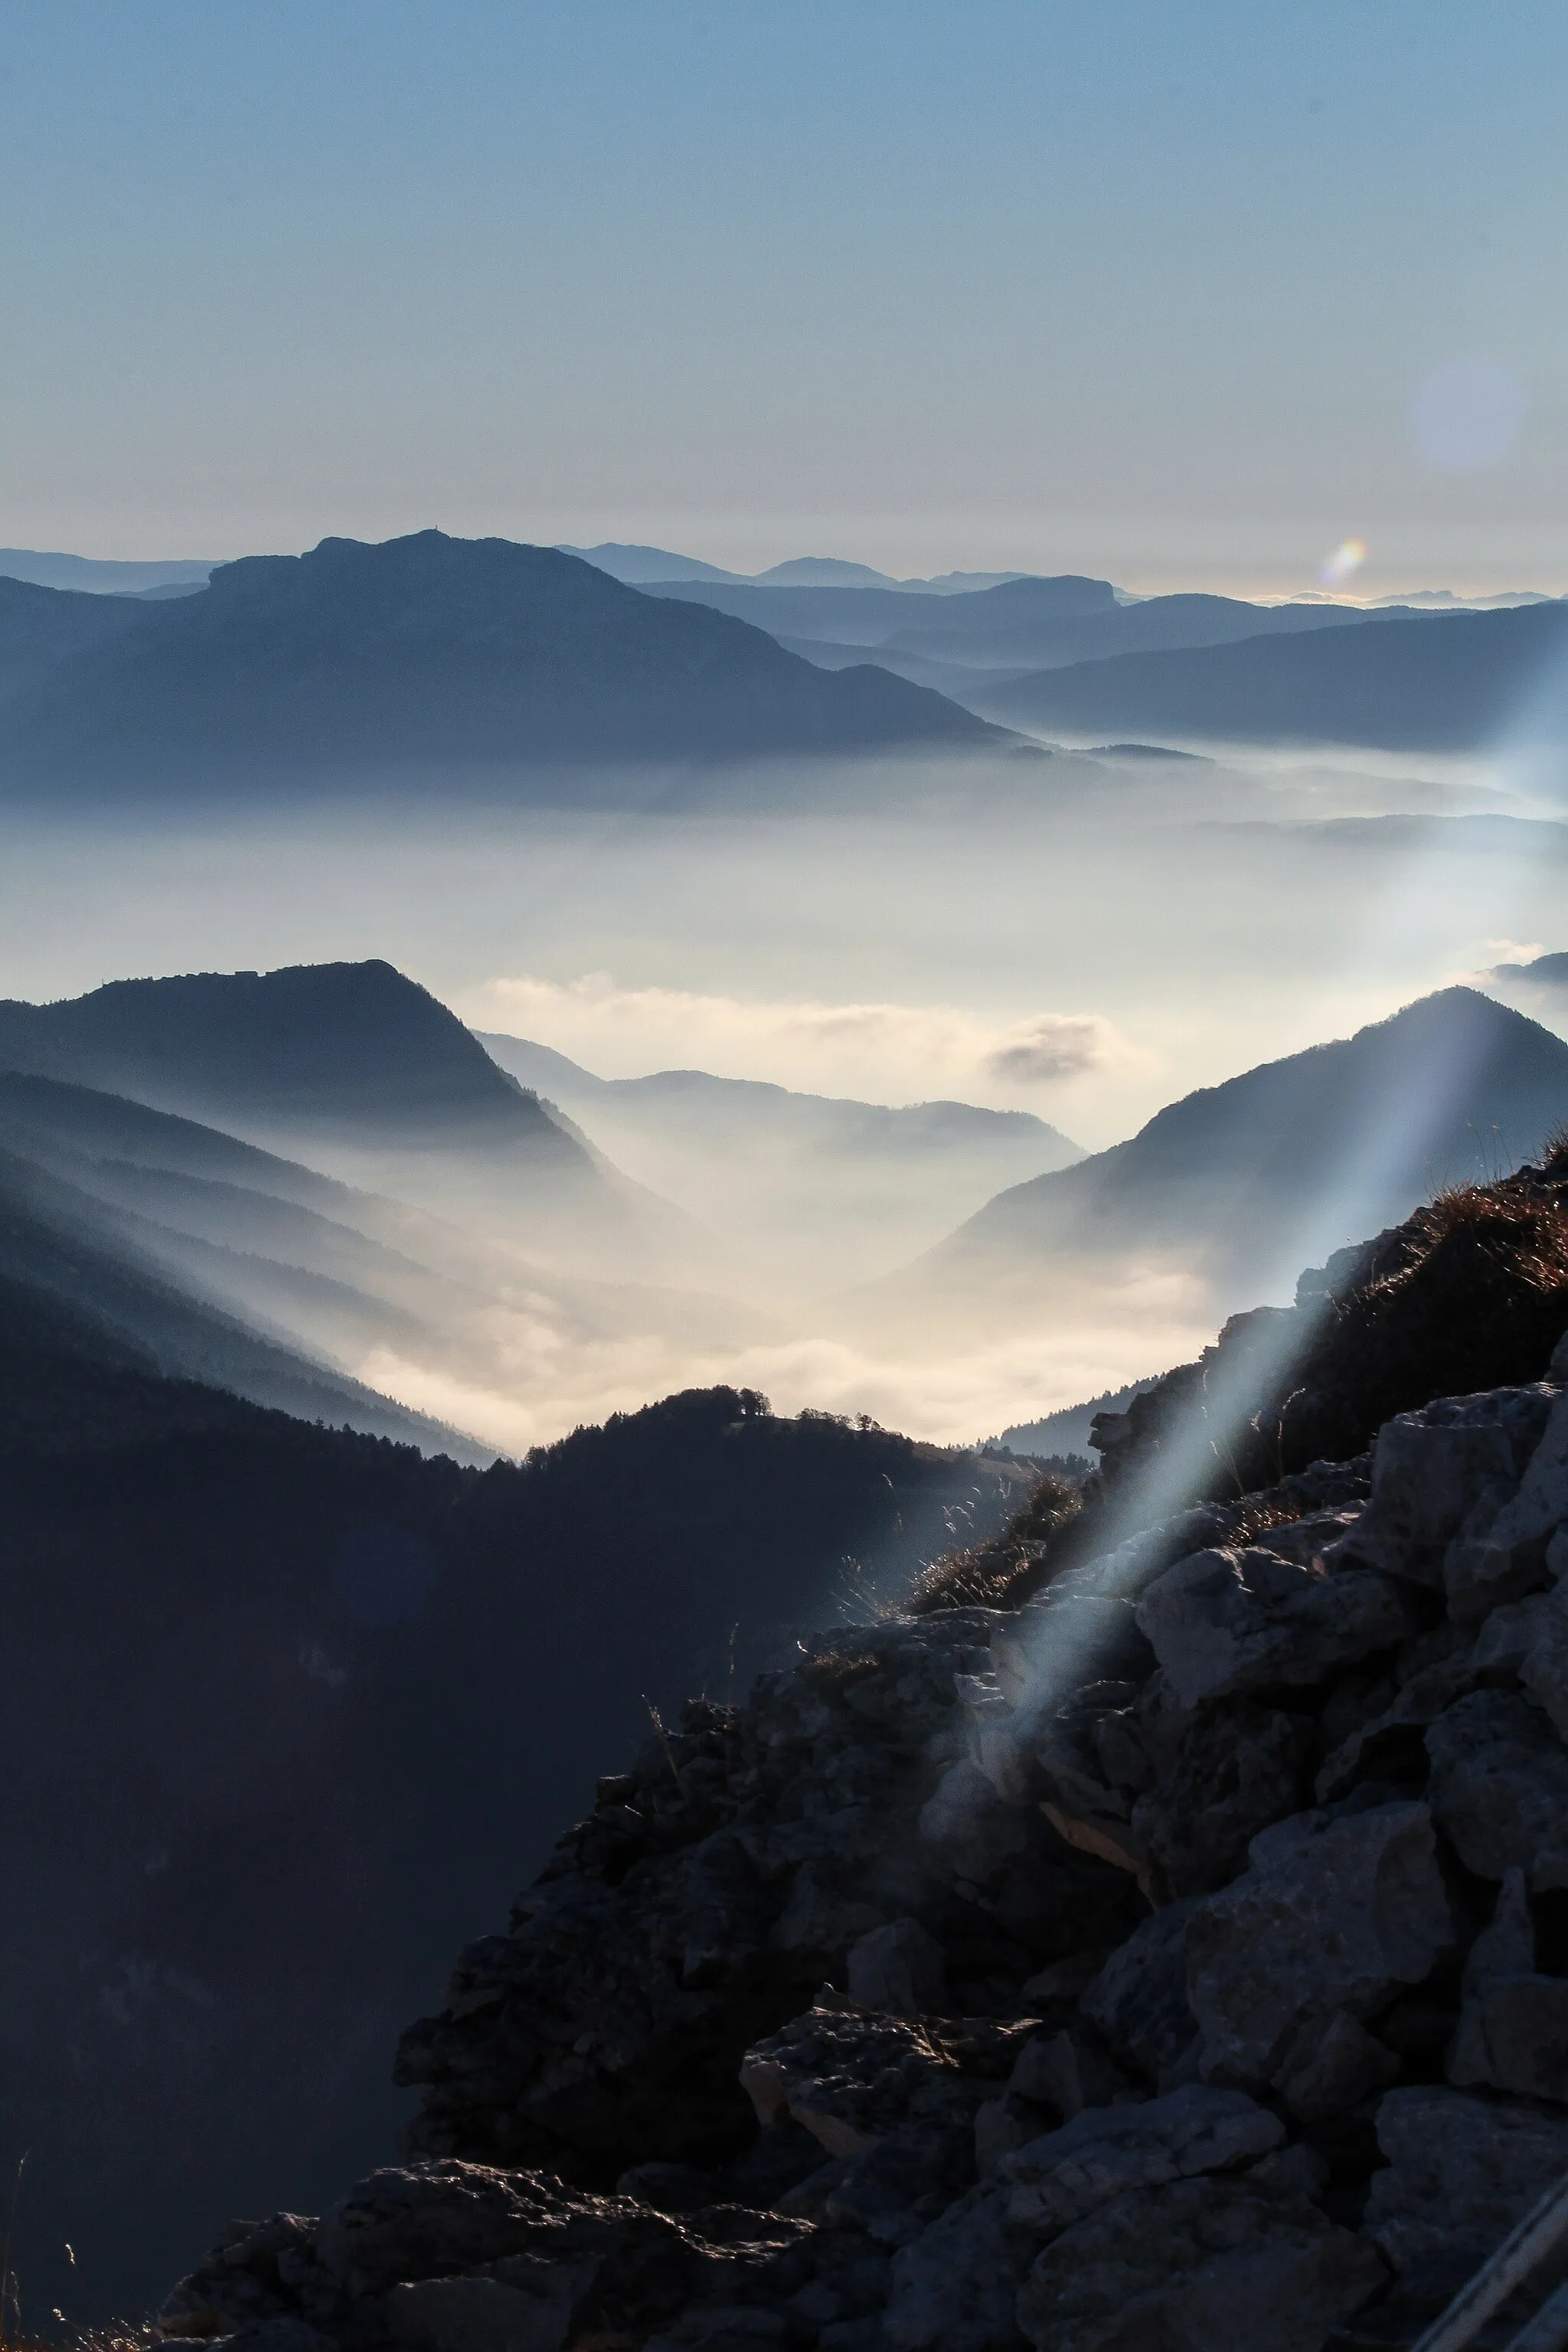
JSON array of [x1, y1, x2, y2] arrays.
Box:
[[1319, 537, 1367, 588]]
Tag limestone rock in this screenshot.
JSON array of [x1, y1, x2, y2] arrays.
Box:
[[1132, 1698, 1315, 1900], [740, 2003, 1025, 2169], [1134, 1540, 1423, 1712], [1425, 1687, 1568, 1883], [1448, 1974, 1568, 2102], [1014, 2174, 1387, 2352], [845, 1919, 946, 2017], [1184, 1802, 1452, 2104], [996, 2083, 1284, 2236], [1341, 1387, 1557, 1586], [884, 2185, 1031, 2352], [1365, 2086, 1568, 2272], [1443, 1391, 1568, 1620], [1462, 1867, 1537, 1990], [1008, 2024, 1138, 2123], [1081, 1901, 1203, 2089], [384, 2272, 586, 2352]]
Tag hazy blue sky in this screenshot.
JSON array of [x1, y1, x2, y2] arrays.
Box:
[[2, 1, 1564, 590]]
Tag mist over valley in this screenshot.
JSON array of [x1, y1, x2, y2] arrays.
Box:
[[8, 13, 1568, 2340]]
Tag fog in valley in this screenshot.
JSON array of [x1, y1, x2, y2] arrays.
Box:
[[5, 727, 1564, 1455]]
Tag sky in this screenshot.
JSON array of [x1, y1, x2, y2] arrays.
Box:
[[2, 0, 1566, 595]]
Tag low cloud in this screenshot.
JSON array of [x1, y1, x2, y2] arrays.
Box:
[[457, 972, 1133, 1106], [984, 1015, 1117, 1083]]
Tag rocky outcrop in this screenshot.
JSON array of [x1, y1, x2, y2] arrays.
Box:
[[155, 1312, 1568, 2350]]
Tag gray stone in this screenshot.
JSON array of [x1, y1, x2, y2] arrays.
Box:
[[917, 1759, 1033, 1871], [385, 2273, 584, 2352], [1132, 1700, 1314, 1900], [1341, 1388, 1557, 1584], [1447, 1974, 1568, 2102], [769, 1866, 887, 1957], [1462, 1867, 1536, 1991], [313, 2167, 588, 2298], [997, 2083, 1284, 2236], [1184, 1802, 1452, 2099], [1134, 1544, 1423, 1711], [845, 1919, 946, 2018], [1008, 2026, 1138, 2123], [1517, 1590, 1568, 1741], [740, 2004, 1008, 2162], [1365, 2086, 1568, 2272], [1081, 1901, 1203, 2089], [1425, 1688, 1568, 1883], [1014, 2174, 1388, 2352], [1274, 2008, 1398, 2123], [883, 2184, 1030, 2352], [1444, 1392, 1568, 1621]]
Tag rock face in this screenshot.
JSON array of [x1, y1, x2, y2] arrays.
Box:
[[158, 1321, 1568, 2352]]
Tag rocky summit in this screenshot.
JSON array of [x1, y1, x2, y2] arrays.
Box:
[[153, 1190, 1568, 2350]]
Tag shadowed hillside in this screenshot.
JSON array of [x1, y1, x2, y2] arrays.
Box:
[[851, 989, 1568, 1341], [981, 599, 1568, 747], [0, 1329, 1027, 2322]]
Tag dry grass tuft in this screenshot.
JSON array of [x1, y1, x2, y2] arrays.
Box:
[[907, 1468, 1085, 1615]]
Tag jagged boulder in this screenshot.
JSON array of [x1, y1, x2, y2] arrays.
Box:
[[1014, 2172, 1387, 2352], [1364, 2086, 1568, 2272], [1134, 1529, 1423, 1711], [1424, 1687, 1568, 1883], [1184, 1803, 1452, 2115], [1341, 1384, 1560, 1612]]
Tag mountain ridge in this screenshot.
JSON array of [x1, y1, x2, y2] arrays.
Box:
[[0, 531, 1006, 789]]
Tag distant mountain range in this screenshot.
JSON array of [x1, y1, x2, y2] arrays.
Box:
[[0, 547, 217, 593], [851, 988, 1568, 1340], [977, 600, 1568, 749], [0, 531, 1004, 792], [559, 543, 1031, 592], [477, 1031, 1083, 1294], [642, 572, 1432, 717], [1488, 946, 1568, 991]]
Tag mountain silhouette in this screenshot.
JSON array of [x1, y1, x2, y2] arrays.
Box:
[[479, 1033, 1086, 1292], [0, 531, 1004, 790], [0, 959, 570, 1145], [0, 959, 714, 1280], [855, 989, 1568, 1334], [0, 1334, 1024, 2317], [982, 602, 1568, 747]]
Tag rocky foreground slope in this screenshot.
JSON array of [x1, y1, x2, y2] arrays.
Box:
[[155, 1174, 1568, 2350]]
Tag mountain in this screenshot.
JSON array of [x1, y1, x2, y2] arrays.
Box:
[[0, 958, 686, 1275], [0, 570, 148, 694], [858, 989, 1568, 1337], [0, 531, 1005, 792], [647, 573, 1406, 713], [564, 544, 1031, 593], [1489, 948, 1568, 990], [476, 1032, 1084, 1292], [647, 570, 1120, 647], [981, 600, 1568, 748], [556, 541, 743, 583], [0, 1333, 1026, 2319], [0, 959, 574, 1147], [0, 1063, 779, 1451], [0, 547, 217, 593], [0, 1122, 485, 1455]]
